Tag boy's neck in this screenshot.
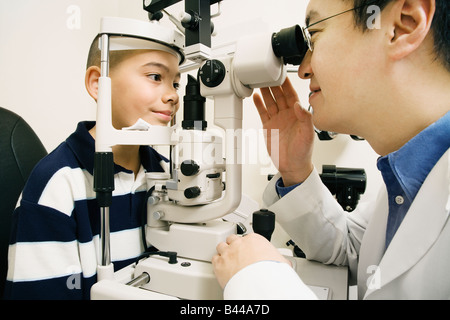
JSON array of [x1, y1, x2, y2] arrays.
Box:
[[112, 144, 141, 177], [89, 126, 141, 177]]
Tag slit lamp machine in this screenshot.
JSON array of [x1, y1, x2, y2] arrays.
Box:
[[90, 0, 330, 300]]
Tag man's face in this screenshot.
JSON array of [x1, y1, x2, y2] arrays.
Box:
[[301, 0, 385, 136], [109, 50, 181, 128]]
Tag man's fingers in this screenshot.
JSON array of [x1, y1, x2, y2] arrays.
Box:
[[253, 93, 270, 123], [260, 87, 279, 117], [216, 241, 228, 255], [270, 86, 288, 110], [281, 77, 300, 107], [226, 234, 241, 245]]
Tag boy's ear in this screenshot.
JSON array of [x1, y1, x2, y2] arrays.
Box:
[[387, 0, 435, 61], [85, 66, 101, 101]]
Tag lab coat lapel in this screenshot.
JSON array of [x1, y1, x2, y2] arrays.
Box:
[[356, 188, 388, 299], [364, 150, 450, 298]]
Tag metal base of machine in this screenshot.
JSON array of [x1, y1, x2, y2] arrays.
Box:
[[91, 255, 221, 300]]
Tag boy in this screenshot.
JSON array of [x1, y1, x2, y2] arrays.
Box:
[[4, 33, 182, 299], [213, 0, 450, 299]]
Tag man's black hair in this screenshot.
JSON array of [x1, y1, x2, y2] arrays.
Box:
[[349, 0, 449, 70]]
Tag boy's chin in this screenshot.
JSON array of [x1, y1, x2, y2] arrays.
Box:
[[151, 121, 171, 127], [121, 118, 171, 130]]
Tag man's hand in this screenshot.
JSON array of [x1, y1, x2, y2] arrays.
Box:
[[253, 77, 315, 186], [212, 233, 290, 289]]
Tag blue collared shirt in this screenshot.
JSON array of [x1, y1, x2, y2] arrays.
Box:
[[276, 111, 450, 250], [275, 178, 300, 197], [378, 111, 450, 249]]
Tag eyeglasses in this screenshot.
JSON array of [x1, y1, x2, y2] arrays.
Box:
[[301, 1, 378, 52]]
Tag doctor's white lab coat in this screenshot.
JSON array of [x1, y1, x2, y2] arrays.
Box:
[[224, 150, 450, 300]]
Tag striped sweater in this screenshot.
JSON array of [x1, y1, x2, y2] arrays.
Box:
[[4, 121, 166, 299]]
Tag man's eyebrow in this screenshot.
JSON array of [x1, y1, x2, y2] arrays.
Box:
[[143, 62, 181, 78], [305, 10, 320, 27]]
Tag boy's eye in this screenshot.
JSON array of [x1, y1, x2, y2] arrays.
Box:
[[173, 82, 180, 90], [148, 74, 162, 81]]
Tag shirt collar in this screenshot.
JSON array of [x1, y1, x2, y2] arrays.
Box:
[[66, 121, 166, 176], [377, 111, 450, 201]]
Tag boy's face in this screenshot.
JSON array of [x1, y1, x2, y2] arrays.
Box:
[[109, 50, 181, 128], [302, 0, 386, 136]]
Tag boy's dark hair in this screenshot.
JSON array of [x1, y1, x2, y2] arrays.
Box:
[[86, 34, 137, 70], [348, 0, 449, 71]]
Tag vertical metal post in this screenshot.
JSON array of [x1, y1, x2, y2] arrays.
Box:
[[96, 33, 113, 268], [100, 207, 111, 266], [100, 34, 109, 77]]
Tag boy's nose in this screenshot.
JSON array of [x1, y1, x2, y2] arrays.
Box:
[[163, 89, 179, 106]]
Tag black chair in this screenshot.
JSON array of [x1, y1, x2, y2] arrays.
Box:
[[0, 107, 47, 297]]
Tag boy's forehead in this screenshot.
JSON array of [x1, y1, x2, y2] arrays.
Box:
[[138, 51, 181, 76], [142, 60, 181, 77], [111, 49, 180, 76], [107, 36, 183, 64]]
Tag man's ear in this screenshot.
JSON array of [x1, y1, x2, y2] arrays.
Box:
[[85, 66, 101, 101], [387, 0, 435, 61]]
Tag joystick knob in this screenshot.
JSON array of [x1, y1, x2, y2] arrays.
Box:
[[252, 209, 276, 241]]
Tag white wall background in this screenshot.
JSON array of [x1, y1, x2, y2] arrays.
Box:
[[0, 0, 382, 244]]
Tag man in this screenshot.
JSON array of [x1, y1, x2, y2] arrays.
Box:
[[213, 0, 450, 299]]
